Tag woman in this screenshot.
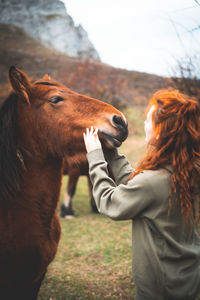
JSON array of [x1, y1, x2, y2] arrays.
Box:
[[83, 89, 200, 300]]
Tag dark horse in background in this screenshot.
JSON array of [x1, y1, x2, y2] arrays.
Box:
[[0, 66, 128, 299], [60, 155, 116, 218], [60, 156, 97, 219]]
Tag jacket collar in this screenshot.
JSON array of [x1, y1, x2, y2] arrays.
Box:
[[163, 164, 173, 174]]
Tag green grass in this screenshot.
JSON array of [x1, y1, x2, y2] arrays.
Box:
[[38, 107, 145, 300], [38, 176, 135, 300]]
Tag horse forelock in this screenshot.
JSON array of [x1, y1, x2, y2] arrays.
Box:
[[0, 92, 24, 202]]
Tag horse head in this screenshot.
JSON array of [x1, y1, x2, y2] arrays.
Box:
[[9, 66, 128, 161]]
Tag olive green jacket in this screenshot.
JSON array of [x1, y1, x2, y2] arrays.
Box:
[[87, 148, 200, 300]]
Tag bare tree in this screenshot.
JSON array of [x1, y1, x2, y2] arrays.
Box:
[[170, 1, 200, 101], [170, 53, 200, 100]]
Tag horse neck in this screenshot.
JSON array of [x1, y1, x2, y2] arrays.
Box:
[[20, 156, 63, 216], [0, 92, 63, 218]]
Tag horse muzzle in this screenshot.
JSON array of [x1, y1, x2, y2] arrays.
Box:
[[100, 115, 128, 148]]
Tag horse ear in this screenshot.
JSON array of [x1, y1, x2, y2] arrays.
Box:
[[9, 66, 31, 104], [43, 74, 51, 80]]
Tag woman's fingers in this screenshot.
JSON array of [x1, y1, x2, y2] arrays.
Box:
[[85, 126, 98, 137], [83, 126, 101, 153], [94, 128, 98, 136]]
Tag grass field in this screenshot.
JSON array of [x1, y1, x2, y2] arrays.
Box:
[[38, 107, 146, 300]]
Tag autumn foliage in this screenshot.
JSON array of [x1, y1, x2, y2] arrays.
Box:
[[0, 24, 168, 109]]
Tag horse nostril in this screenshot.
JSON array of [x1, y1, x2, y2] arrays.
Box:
[[112, 115, 128, 142], [112, 115, 126, 128]]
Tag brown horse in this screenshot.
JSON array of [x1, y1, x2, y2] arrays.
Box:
[[0, 66, 128, 299]]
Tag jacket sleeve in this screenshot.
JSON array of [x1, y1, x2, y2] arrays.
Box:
[[103, 148, 134, 185], [87, 149, 154, 220]]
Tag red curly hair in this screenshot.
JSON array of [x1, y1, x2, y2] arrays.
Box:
[[131, 89, 200, 224]]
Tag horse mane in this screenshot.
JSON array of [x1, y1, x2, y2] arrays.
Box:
[[0, 92, 23, 202]]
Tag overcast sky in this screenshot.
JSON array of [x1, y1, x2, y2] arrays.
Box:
[[61, 0, 200, 77]]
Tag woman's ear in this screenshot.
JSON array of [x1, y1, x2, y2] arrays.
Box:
[[9, 66, 32, 104]]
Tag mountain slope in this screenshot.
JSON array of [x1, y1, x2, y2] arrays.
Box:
[[0, 24, 169, 108]]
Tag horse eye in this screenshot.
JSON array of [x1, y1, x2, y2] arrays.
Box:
[[49, 96, 64, 104]]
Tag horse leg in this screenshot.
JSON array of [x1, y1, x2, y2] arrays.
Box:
[[21, 272, 46, 300], [27, 272, 46, 300], [87, 176, 99, 213], [60, 170, 79, 219], [1, 272, 46, 300]]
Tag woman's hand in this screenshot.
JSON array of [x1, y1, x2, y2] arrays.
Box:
[[83, 126, 102, 153]]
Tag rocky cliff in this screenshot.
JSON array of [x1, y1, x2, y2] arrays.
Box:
[[0, 0, 169, 108], [0, 0, 100, 61]]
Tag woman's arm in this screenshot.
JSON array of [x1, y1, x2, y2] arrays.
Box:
[[103, 147, 134, 185], [83, 127, 154, 220], [87, 149, 154, 220]]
